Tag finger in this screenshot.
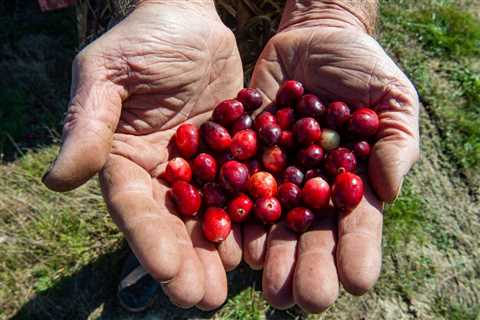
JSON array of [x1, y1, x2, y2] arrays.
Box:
[[100, 155, 181, 282], [185, 218, 228, 311], [337, 181, 383, 295], [217, 223, 242, 272], [262, 223, 297, 310], [243, 221, 268, 270], [293, 210, 339, 313], [43, 51, 125, 191]]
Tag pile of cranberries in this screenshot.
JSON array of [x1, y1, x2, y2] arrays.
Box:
[[163, 81, 379, 243]]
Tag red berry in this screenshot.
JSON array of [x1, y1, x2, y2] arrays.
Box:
[[175, 123, 199, 158], [305, 168, 324, 181], [231, 129, 258, 160], [286, 207, 314, 233], [219, 160, 249, 193], [302, 177, 331, 210], [278, 130, 295, 150], [245, 159, 262, 175], [296, 144, 324, 169], [277, 182, 302, 209], [202, 182, 227, 207], [254, 112, 276, 130], [249, 171, 278, 198], [231, 114, 253, 134], [353, 141, 371, 159], [326, 101, 351, 130], [258, 123, 282, 146], [237, 88, 263, 112], [296, 94, 325, 119], [319, 128, 340, 151], [276, 80, 304, 107], [228, 193, 254, 223], [254, 196, 282, 224], [283, 166, 304, 185], [293, 117, 321, 145], [212, 99, 244, 126], [202, 207, 231, 243], [201, 121, 232, 152], [349, 107, 379, 138], [217, 150, 235, 166], [276, 108, 296, 130], [262, 146, 287, 173], [162, 157, 192, 185], [324, 147, 357, 176], [171, 181, 202, 216], [192, 153, 217, 183], [332, 172, 364, 211]]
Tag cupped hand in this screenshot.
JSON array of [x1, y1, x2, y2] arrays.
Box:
[[244, 19, 419, 312], [42, 1, 243, 310]]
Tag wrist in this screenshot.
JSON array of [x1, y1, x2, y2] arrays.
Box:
[[279, 0, 377, 35], [134, 0, 217, 16]]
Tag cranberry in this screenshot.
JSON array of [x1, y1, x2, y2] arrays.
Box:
[[258, 123, 282, 146], [297, 144, 324, 169], [245, 158, 262, 174], [254, 196, 282, 224], [162, 157, 192, 185], [212, 99, 244, 126], [276, 80, 304, 107], [353, 141, 371, 159], [202, 207, 231, 243], [349, 107, 379, 138], [319, 128, 340, 151], [324, 147, 357, 176], [228, 193, 254, 223], [275, 108, 296, 130], [249, 171, 278, 198], [326, 101, 351, 130], [332, 172, 364, 211], [293, 117, 321, 145], [305, 168, 324, 181], [262, 146, 287, 173], [202, 182, 227, 207], [277, 182, 302, 209], [254, 111, 276, 130], [219, 160, 249, 193], [231, 129, 257, 160], [237, 88, 263, 112], [192, 153, 217, 183], [302, 177, 331, 210], [283, 166, 304, 185], [296, 94, 325, 119], [278, 130, 295, 150], [231, 114, 253, 134], [201, 121, 232, 152], [217, 151, 235, 166], [175, 123, 199, 158], [171, 181, 202, 216], [286, 207, 314, 233]]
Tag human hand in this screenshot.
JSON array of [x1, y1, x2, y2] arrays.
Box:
[[244, 0, 419, 312], [42, 0, 243, 310]]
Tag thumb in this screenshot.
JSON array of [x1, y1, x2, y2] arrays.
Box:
[[43, 52, 125, 191]]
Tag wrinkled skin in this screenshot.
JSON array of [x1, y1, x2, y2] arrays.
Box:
[[245, 23, 420, 312], [43, 2, 243, 310]]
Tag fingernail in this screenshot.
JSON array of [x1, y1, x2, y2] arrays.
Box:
[[392, 176, 404, 202]]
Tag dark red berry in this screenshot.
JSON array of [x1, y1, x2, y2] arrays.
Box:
[[293, 117, 321, 145], [254, 196, 282, 224], [277, 182, 302, 209], [324, 147, 357, 176], [332, 172, 364, 211], [248, 171, 277, 198], [353, 141, 371, 159], [302, 177, 331, 210], [276, 108, 296, 130], [228, 193, 254, 223], [212, 99, 244, 126], [202, 183, 227, 207], [286, 207, 314, 233], [258, 123, 282, 146], [349, 107, 379, 138], [231, 114, 253, 134], [171, 181, 202, 216], [217, 151, 235, 166], [237, 88, 263, 112], [254, 112, 276, 130], [192, 153, 217, 183], [319, 128, 340, 151], [278, 130, 295, 150], [162, 157, 192, 185], [231, 129, 257, 160], [262, 146, 287, 174], [201, 121, 232, 152], [305, 168, 324, 181], [296, 144, 324, 169], [276, 80, 304, 107], [202, 207, 231, 242], [296, 94, 325, 119], [283, 166, 304, 185], [326, 101, 351, 130], [175, 123, 199, 158], [219, 160, 249, 193]]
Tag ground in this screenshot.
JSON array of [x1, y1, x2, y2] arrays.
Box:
[[0, 0, 479, 319]]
